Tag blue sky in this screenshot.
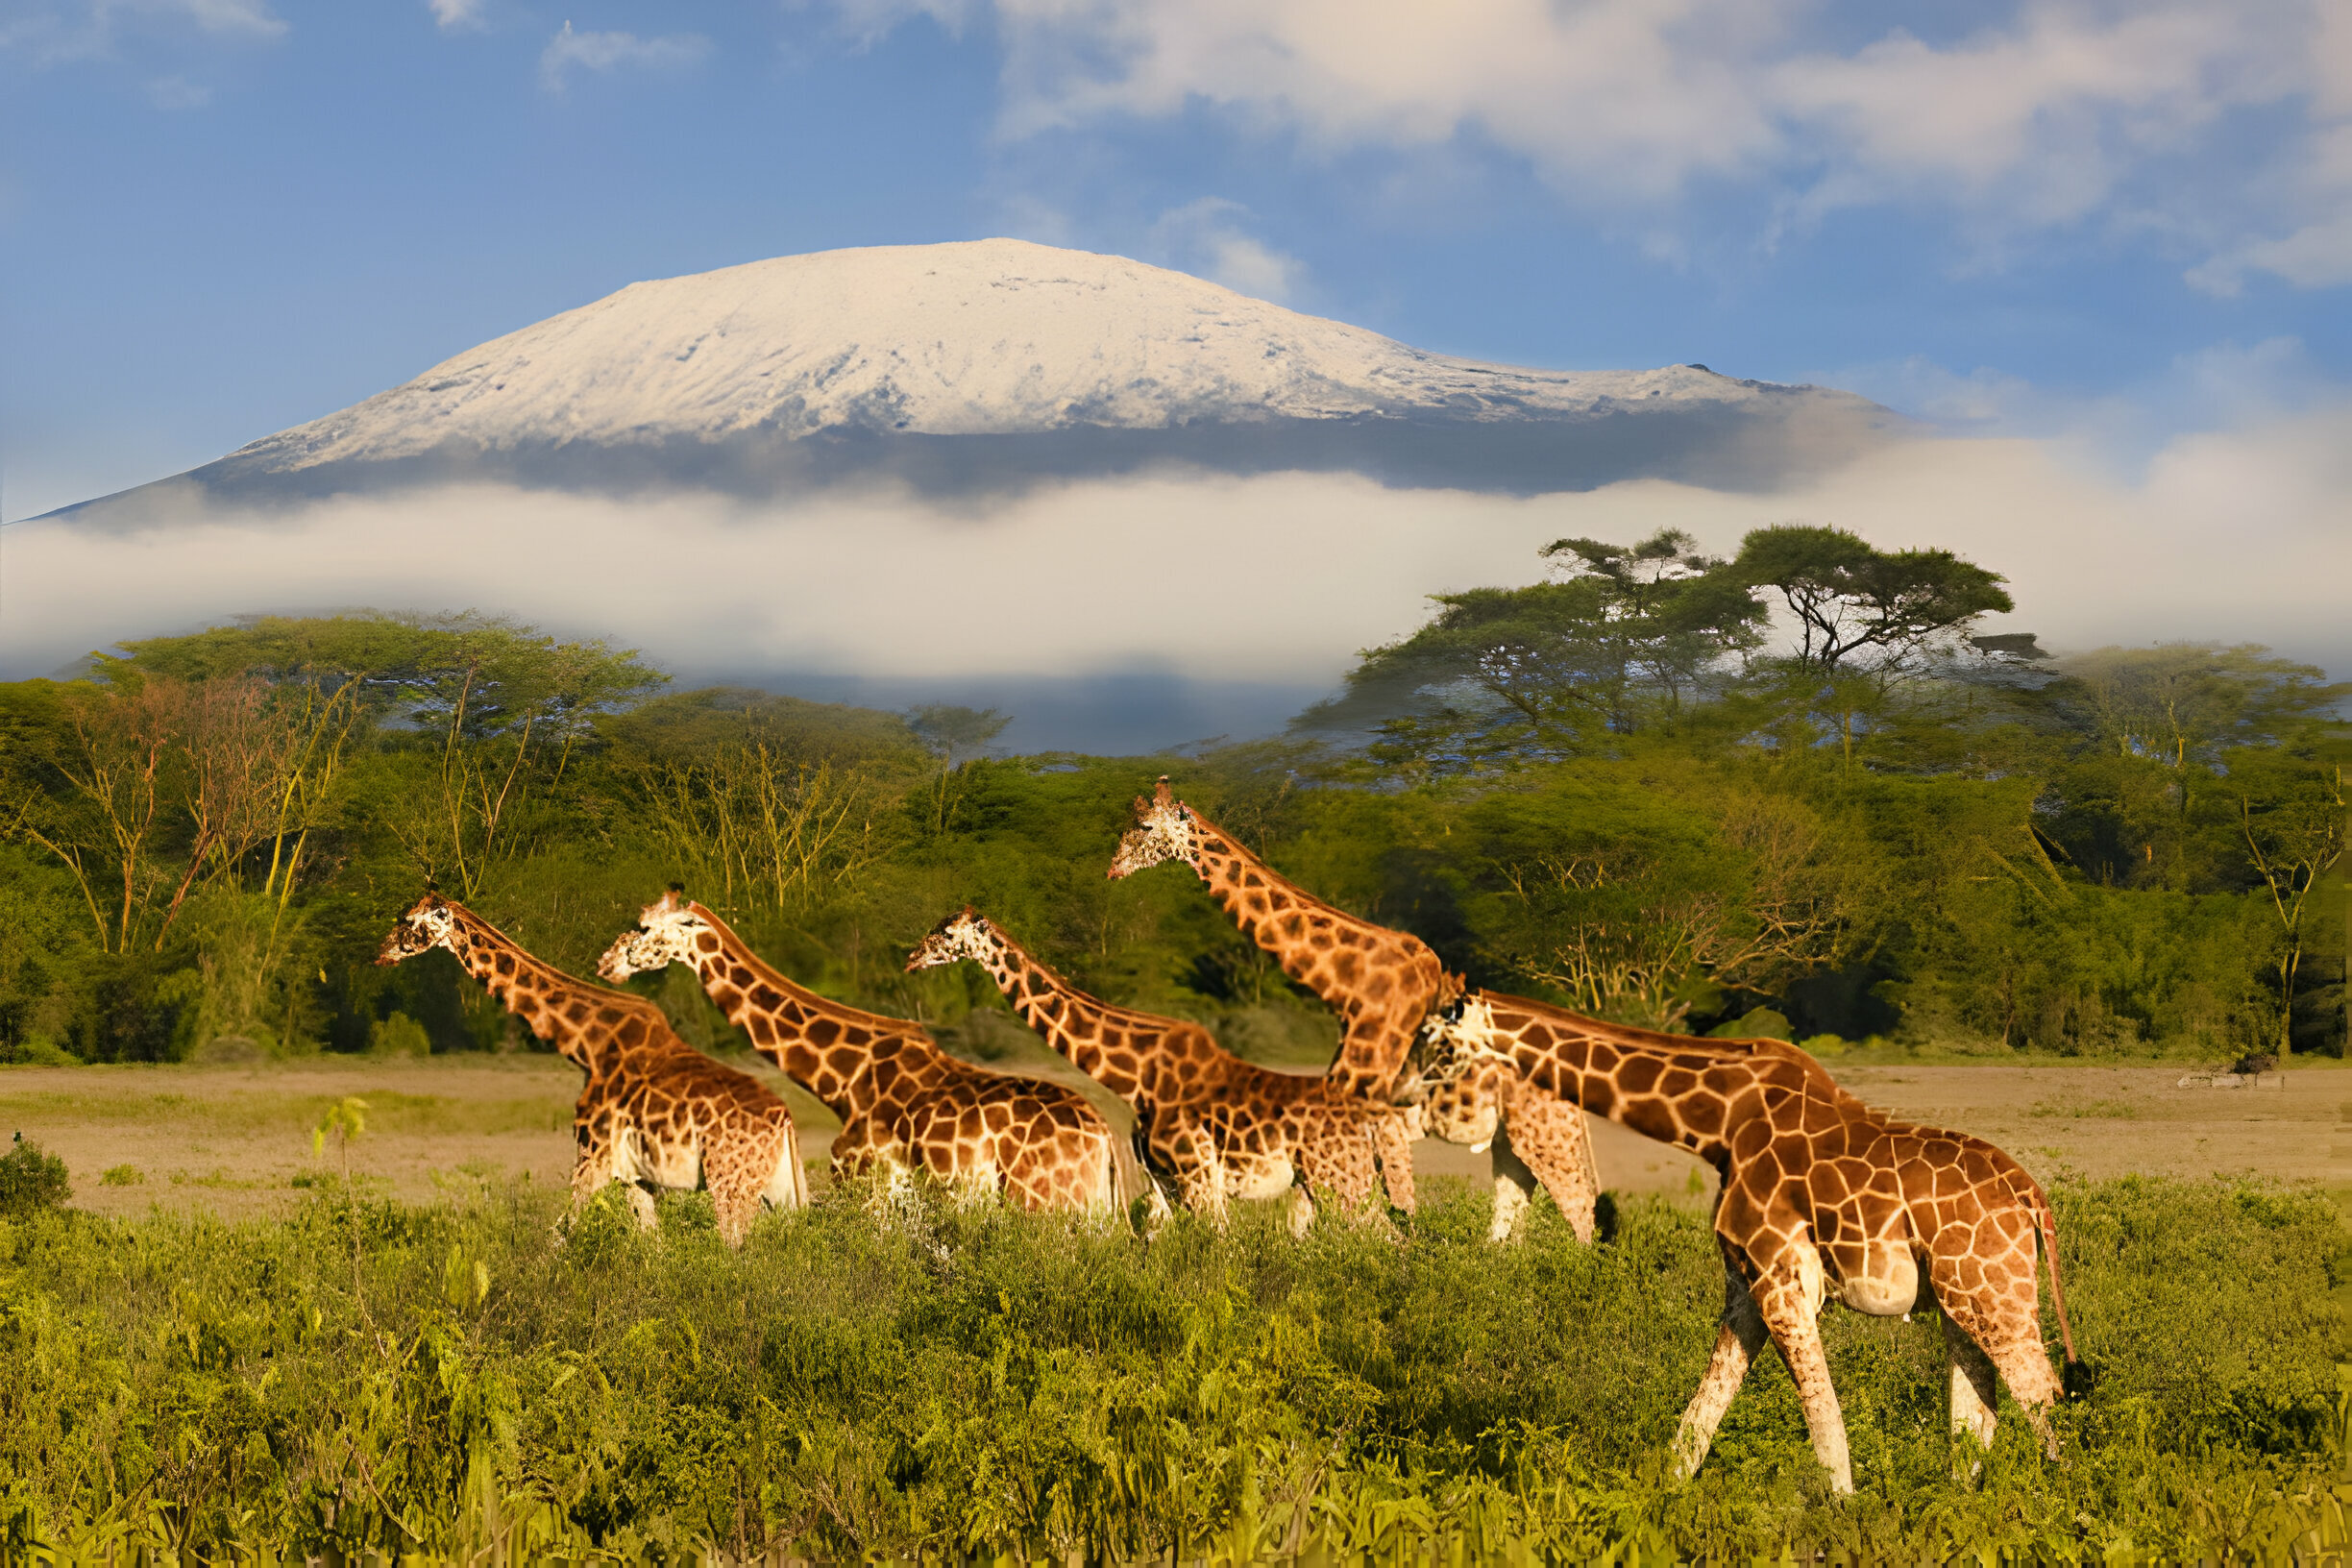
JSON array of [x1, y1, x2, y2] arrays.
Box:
[[7, 0, 2348, 522]]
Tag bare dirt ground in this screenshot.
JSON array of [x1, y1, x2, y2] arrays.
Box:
[[4, 1053, 2343, 1222]]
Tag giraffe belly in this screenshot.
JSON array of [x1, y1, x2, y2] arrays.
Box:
[[626, 1127, 700, 1191], [1836, 1244, 1921, 1317], [1227, 1155, 1294, 1203]]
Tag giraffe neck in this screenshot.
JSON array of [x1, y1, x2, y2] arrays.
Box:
[[441, 907, 603, 1068], [683, 905, 873, 1116], [968, 928, 1158, 1110], [1184, 816, 1390, 1000]]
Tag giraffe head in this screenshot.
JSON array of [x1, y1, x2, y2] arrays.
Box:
[[1420, 1058, 1504, 1148], [1107, 777, 1196, 879], [1409, 992, 1506, 1100], [904, 907, 993, 971], [376, 892, 458, 966], [597, 889, 710, 982]]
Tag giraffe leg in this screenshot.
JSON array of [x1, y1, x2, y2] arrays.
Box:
[[1499, 1083, 1599, 1243], [708, 1165, 757, 1249], [625, 1184, 658, 1232], [1751, 1252, 1853, 1495], [1671, 1264, 1769, 1481], [1934, 1231, 2066, 1461], [1945, 1314, 1999, 1466], [562, 1122, 624, 1243], [1295, 1121, 1390, 1235], [1160, 1115, 1228, 1227], [1371, 1110, 1419, 1215], [1286, 1184, 1317, 1238], [1488, 1163, 1532, 1243]]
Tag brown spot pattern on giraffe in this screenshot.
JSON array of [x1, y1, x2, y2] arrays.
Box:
[[604, 897, 1130, 1213], [377, 894, 805, 1249]]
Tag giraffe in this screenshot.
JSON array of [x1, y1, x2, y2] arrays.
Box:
[[1108, 777, 1597, 1230], [905, 907, 1413, 1237], [597, 891, 1138, 1214], [1419, 1058, 1602, 1243], [1415, 990, 2078, 1495], [376, 893, 806, 1247]]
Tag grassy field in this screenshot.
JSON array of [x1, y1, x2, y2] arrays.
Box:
[[3, 1054, 2340, 1218], [0, 1055, 2346, 1561]]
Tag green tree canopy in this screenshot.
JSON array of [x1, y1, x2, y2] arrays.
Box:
[[1732, 525, 2014, 674]]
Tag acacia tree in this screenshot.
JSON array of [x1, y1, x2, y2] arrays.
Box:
[[1732, 525, 2014, 674], [1729, 525, 2018, 771], [2230, 746, 2346, 1060], [3, 674, 301, 956], [1298, 528, 1766, 766], [906, 703, 1011, 835]]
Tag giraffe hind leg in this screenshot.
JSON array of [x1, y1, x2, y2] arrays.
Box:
[[1945, 1314, 2000, 1474]]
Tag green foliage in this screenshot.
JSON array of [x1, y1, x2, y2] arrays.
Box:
[[0, 600, 2341, 1062], [0, 1177, 2340, 1559], [1730, 523, 2015, 674], [0, 1137, 69, 1215], [368, 1012, 432, 1059]]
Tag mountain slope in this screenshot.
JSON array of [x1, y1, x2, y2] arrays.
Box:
[[64, 239, 1903, 513]]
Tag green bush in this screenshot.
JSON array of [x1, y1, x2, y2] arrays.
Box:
[[0, 1175, 2340, 1560], [0, 1137, 69, 1216], [368, 1011, 433, 1060]]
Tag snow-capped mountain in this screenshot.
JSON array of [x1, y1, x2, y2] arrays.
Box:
[[62, 239, 1899, 515]]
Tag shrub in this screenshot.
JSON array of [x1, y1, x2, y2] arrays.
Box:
[[0, 1136, 69, 1214], [369, 1011, 433, 1059], [0, 1174, 2340, 1560]]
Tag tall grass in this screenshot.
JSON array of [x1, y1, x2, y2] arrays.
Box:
[[0, 1176, 2343, 1561]]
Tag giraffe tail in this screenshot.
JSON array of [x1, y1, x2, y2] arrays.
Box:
[[2031, 1181, 2080, 1369]]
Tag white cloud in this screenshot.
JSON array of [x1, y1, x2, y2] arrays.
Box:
[[539, 20, 708, 91], [12, 411, 2346, 698], [1825, 336, 2342, 476], [1, 0, 283, 64], [428, 0, 485, 33], [1147, 198, 1306, 302], [935, 0, 2352, 287]]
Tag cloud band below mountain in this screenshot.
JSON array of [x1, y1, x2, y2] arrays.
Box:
[[6, 420, 2343, 749]]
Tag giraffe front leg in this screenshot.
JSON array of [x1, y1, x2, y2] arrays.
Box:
[[1371, 1109, 1419, 1215], [1671, 1262, 1769, 1481], [1502, 1085, 1599, 1244], [1296, 1122, 1391, 1237], [1488, 1163, 1532, 1243], [566, 1116, 637, 1237], [1286, 1184, 1317, 1238], [1158, 1115, 1228, 1228], [1751, 1250, 1853, 1495]]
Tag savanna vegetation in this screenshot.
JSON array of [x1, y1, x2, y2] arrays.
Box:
[[0, 524, 2340, 1068], [0, 1166, 2345, 1560]]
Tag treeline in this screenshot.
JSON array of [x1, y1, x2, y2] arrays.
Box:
[[0, 523, 2342, 1066]]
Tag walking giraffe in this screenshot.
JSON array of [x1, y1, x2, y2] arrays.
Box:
[[906, 907, 1415, 1235], [1417, 990, 2078, 1494], [377, 893, 806, 1247], [598, 891, 1139, 1213], [1109, 777, 1600, 1237]]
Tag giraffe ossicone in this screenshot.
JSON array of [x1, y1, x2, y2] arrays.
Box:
[[598, 890, 1139, 1216], [379, 891, 807, 1248], [1418, 991, 2078, 1496]]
